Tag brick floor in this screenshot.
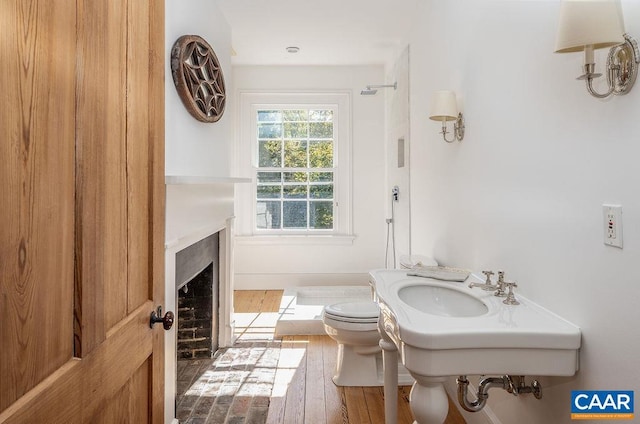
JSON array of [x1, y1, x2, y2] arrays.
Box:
[[176, 311, 281, 424]]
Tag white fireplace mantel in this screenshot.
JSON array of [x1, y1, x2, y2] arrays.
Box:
[[164, 177, 248, 249]]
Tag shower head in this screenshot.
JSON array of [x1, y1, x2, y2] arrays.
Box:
[[360, 82, 397, 96]]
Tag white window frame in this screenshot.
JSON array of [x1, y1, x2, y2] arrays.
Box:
[[235, 92, 353, 242]]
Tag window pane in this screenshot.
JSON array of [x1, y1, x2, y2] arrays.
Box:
[[310, 184, 333, 199], [257, 185, 281, 199], [257, 201, 281, 229], [310, 201, 333, 229], [284, 172, 308, 182], [283, 202, 307, 228], [283, 185, 307, 199], [309, 122, 333, 138], [309, 172, 333, 182], [284, 140, 307, 167], [283, 110, 307, 121], [309, 110, 333, 122], [258, 110, 281, 122], [254, 107, 340, 232], [309, 140, 333, 168], [258, 140, 282, 167], [257, 172, 282, 183], [284, 122, 309, 138], [258, 123, 282, 138]]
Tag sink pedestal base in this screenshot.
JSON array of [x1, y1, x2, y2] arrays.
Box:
[[409, 376, 448, 424], [379, 330, 449, 424], [380, 338, 399, 424]]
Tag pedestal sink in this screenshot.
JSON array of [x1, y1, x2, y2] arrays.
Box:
[[398, 284, 488, 318], [370, 269, 581, 424]]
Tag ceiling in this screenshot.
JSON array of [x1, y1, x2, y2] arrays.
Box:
[[216, 0, 421, 66]]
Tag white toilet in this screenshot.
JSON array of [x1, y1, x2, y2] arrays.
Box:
[[322, 300, 414, 387]]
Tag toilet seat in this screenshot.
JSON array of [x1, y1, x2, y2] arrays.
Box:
[[322, 301, 379, 331], [324, 301, 379, 321], [322, 313, 379, 332]]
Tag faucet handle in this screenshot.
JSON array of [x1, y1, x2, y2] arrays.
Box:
[[503, 282, 520, 305], [482, 270, 495, 284], [494, 271, 507, 297]]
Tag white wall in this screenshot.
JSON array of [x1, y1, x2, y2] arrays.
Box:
[[165, 0, 233, 178], [406, 1, 640, 423], [164, 0, 238, 245], [232, 66, 388, 289], [164, 2, 236, 423]]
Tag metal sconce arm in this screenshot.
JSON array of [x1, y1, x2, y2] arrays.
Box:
[[441, 113, 465, 143], [578, 34, 640, 99]]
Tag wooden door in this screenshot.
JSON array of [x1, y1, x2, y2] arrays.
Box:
[[0, 1, 165, 423]]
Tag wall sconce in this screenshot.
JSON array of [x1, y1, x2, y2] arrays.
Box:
[[429, 90, 465, 143], [555, 0, 639, 98]]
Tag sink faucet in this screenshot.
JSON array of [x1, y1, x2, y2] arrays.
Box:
[[503, 282, 520, 305], [494, 271, 507, 297], [469, 270, 498, 291]]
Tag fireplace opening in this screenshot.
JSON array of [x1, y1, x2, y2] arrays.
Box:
[[177, 262, 218, 358], [175, 232, 219, 360]]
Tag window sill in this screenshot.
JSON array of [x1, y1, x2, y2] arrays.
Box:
[[235, 234, 356, 246]]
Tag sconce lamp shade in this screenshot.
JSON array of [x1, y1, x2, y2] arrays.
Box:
[[555, 0, 625, 53], [429, 90, 458, 122]]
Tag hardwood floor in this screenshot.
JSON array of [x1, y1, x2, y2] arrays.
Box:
[[234, 290, 467, 424]]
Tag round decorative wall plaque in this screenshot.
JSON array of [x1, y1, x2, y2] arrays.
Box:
[[171, 35, 226, 123]]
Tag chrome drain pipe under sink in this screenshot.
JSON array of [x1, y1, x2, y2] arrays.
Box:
[[457, 375, 543, 412]]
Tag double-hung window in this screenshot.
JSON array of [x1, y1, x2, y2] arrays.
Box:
[[256, 108, 335, 231], [236, 92, 352, 238]]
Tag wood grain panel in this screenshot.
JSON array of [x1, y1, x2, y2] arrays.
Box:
[[126, 0, 152, 313], [148, 0, 166, 422], [0, 303, 152, 423], [0, 0, 76, 412], [102, 0, 129, 334], [1, 0, 164, 421], [95, 358, 150, 424], [75, 0, 129, 357], [0, 361, 82, 424], [128, 359, 151, 424], [83, 302, 153, 419], [95, 374, 129, 424]]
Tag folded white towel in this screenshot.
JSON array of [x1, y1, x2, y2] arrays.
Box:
[[407, 266, 470, 282]]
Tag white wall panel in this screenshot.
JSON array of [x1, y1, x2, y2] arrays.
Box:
[[407, 1, 640, 422]]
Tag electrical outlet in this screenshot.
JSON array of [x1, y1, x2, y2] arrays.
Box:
[[603, 204, 623, 248]]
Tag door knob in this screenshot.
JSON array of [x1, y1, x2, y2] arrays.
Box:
[[150, 306, 174, 330]]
